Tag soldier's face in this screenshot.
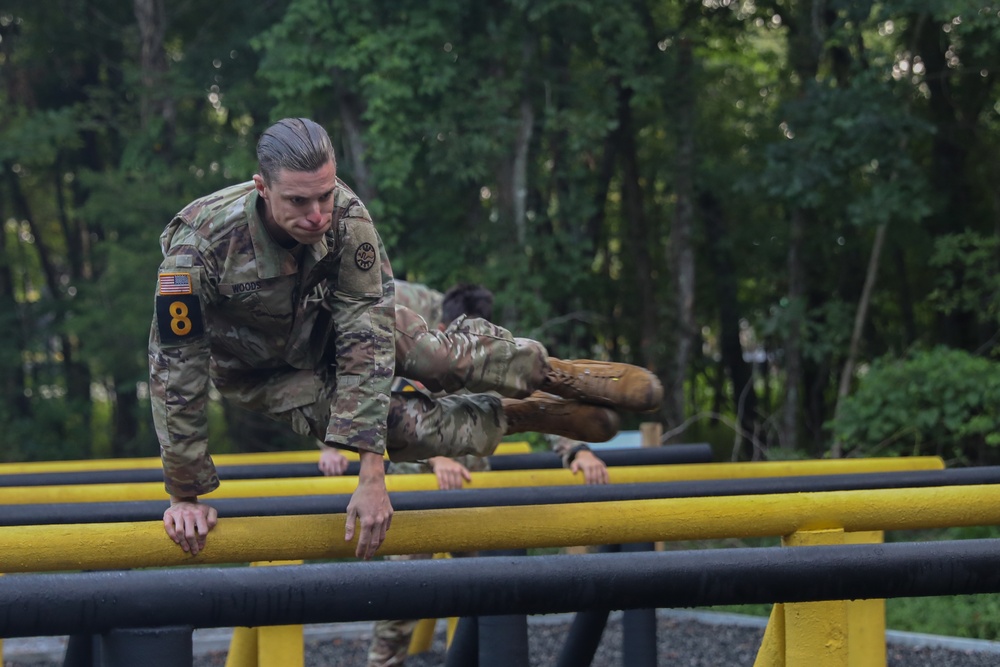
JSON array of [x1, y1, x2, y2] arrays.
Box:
[[253, 160, 337, 246]]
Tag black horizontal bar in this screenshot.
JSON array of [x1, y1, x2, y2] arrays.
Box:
[[484, 444, 713, 471], [3, 538, 1000, 637], [3, 466, 999, 526], [0, 444, 713, 487]]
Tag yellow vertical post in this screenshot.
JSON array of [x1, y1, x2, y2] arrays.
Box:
[[225, 627, 259, 667], [843, 530, 886, 667], [778, 528, 888, 667], [753, 604, 786, 667], [782, 530, 849, 667], [252, 560, 305, 667], [446, 616, 459, 647], [408, 618, 437, 655]]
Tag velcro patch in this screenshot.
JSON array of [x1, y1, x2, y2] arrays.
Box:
[[339, 218, 383, 296], [158, 272, 193, 295], [156, 294, 205, 344]]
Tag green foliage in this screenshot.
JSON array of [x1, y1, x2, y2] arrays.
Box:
[[3, 0, 1000, 465], [928, 231, 1000, 326], [887, 595, 1000, 641], [833, 347, 1000, 463]]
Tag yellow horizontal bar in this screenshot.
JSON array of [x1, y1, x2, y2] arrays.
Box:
[[0, 481, 994, 573], [0, 441, 532, 475], [0, 458, 943, 505]]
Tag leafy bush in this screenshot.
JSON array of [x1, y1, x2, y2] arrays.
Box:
[[833, 347, 1000, 464]]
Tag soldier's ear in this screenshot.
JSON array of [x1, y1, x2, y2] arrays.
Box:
[[252, 174, 268, 198]]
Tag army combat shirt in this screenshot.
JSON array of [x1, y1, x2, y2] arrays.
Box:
[[149, 179, 395, 498]]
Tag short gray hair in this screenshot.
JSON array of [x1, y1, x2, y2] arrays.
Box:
[[256, 118, 336, 185]]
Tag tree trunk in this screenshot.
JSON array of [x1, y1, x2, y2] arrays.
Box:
[[831, 222, 888, 456], [616, 83, 658, 372], [667, 37, 698, 432], [0, 191, 30, 420], [133, 0, 175, 149], [111, 378, 142, 458], [782, 208, 806, 451], [334, 80, 377, 204], [700, 191, 757, 458], [780, 0, 824, 452]]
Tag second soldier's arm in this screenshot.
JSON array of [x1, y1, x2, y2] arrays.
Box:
[[551, 436, 609, 485]]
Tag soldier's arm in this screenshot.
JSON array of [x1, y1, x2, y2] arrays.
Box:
[[324, 208, 395, 457], [325, 202, 395, 558], [149, 245, 220, 553]]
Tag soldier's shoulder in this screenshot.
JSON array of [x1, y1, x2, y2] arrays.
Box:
[[333, 178, 372, 223], [177, 181, 256, 237], [395, 280, 441, 305]]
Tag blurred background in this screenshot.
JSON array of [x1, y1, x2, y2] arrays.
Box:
[[1, 0, 998, 465]]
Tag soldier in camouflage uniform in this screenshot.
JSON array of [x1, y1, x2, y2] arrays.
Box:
[[152, 118, 660, 560], [366, 282, 613, 667], [151, 118, 403, 559]]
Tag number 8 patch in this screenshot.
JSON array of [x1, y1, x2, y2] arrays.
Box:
[[156, 294, 205, 343]]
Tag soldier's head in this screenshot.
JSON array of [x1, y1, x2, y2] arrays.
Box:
[[253, 118, 338, 247], [256, 118, 337, 185], [441, 283, 494, 328]]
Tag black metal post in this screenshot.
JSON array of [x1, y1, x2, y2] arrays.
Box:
[[478, 549, 530, 667], [99, 627, 192, 667], [621, 542, 658, 667], [555, 545, 619, 667], [62, 634, 98, 667], [444, 617, 478, 667]]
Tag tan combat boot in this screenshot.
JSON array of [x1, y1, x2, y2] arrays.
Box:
[[541, 358, 664, 413], [502, 392, 620, 443]]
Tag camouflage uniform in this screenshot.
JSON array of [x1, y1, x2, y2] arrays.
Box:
[[153, 180, 485, 497], [387, 280, 550, 464], [369, 280, 591, 667], [394, 279, 442, 329]]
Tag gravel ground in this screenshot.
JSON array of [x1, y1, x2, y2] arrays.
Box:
[[198, 613, 1000, 667], [7, 613, 1000, 667]]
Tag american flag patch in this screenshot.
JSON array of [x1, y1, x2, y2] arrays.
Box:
[[158, 272, 192, 295]]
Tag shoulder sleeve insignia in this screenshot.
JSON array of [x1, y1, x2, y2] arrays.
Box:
[[156, 294, 205, 344], [158, 272, 193, 295], [355, 242, 376, 271]]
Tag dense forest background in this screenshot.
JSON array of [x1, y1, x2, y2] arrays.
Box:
[[1, 0, 999, 465]]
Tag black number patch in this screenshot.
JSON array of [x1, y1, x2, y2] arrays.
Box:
[[156, 294, 205, 343]]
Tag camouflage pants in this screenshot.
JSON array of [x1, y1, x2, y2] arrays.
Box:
[[366, 553, 435, 667], [214, 307, 547, 462], [394, 305, 548, 398], [366, 549, 481, 667]]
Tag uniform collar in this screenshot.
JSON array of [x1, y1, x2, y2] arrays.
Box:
[[244, 188, 328, 279]]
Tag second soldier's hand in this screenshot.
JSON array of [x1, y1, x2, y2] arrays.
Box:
[[428, 456, 472, 490]]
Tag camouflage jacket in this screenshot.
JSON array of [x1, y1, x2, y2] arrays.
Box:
[[394, 279, 443, 327], [149, 179, 395, 498]]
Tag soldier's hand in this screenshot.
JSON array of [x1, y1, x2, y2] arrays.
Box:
[[318, 447, 350, 476], [345, 451, 393, 560], [571, 450, 610, 485], [428, 457, 472, 490], [164, 497, 218, 556]]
